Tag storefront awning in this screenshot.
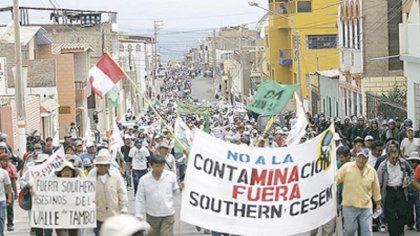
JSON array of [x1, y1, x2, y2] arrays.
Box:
[[40, 98, 59, 113]]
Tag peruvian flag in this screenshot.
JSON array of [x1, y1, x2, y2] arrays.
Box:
[[89, 53, 124, 98]]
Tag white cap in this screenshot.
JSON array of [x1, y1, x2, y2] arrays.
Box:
[[86, 141, 95, 148], [333, 133, 342, 141], [100, 214, 150, 236]]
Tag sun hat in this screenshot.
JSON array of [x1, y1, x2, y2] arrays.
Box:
[[55, 160, 80, 177], [93, 150, 112, 165]]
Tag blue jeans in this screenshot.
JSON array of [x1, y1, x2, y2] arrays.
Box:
[[342, 206, 372, 236], [0, 201, 5, 236], [133, 169, 148, 195]]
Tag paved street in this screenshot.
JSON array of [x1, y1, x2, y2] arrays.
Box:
[[8, 189, 419, 236], [190, 76, 215, 101]]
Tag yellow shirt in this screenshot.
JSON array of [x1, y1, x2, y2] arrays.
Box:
[[336, 161, 381, 208]]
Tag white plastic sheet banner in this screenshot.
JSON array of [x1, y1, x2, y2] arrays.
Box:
[[181, 127, 337, 236], [28, 147, 66, 177], [30, 177, 96, 229]]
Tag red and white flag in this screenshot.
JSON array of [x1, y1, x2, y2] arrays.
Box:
[[89, 53, 124, 98]]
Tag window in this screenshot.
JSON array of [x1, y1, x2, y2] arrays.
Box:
[[136, 44, 141, 52], [127, 44, 133, 52], [119, 44, 124, 52], [297, 1, 312, 13], [307, 35, 338, 49], [276, 3, 288, 14]]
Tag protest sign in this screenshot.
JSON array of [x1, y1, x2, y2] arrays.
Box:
[[181, 126, 336, 236], [246, 80, 299, 115], [28, 147, 66, 178], [177, 100, 208, 114], [30, 177, 96, 229]]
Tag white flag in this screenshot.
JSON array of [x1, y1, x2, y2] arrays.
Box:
[[286, 93, 308, 146], [109, 119, 124, 150], [84, 118, 94, 143]]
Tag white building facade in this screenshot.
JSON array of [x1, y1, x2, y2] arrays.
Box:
[[401, 0, 420, 128]]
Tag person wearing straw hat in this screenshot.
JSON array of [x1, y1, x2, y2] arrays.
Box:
[[157, 142, 177, 178], [135, 155, 180, 236], [92, 150, 128, 236], [54, 161, 80, 236], [19, 153, 51, 236]]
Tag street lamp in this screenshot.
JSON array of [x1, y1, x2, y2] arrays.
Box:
[[248, 1, 290, 20]]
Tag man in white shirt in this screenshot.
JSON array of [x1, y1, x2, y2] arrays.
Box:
[[400, 128, 420, 158], [0, 166, 11, 236], [129, 139, 150, 195], [135, 155, 180, 236]]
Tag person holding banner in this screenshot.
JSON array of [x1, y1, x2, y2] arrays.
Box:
[[19, 153, 53, 236], [0, 155, 11, 236], [336, 148, 382, 236], [93, 150, 128, 236], [54, 161, 81, 236], [135, 155, 180, 236]]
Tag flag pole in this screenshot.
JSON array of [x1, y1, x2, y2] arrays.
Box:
[[104, 53, 188, 151]]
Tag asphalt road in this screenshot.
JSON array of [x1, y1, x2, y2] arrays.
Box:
[[190, 76, 215, 102], [9, 189, 419, 236]]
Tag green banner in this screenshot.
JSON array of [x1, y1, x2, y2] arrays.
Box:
[[177, 100, 208, 114], [246, 80, 299, 115]]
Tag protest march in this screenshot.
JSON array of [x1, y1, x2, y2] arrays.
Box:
[[0, 52, 417, 236]]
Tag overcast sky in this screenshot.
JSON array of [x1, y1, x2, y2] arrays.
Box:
[[13, 0, 268, 31]]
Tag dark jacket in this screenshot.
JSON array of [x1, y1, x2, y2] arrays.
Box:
[[377, 158, 413, 203]]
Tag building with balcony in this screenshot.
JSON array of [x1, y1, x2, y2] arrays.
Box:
[[338, 0, 407, 119], [401, 0, 420, 127], [264, 0, 339, 111]]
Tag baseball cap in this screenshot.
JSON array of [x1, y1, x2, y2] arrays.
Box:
[[333, 133, 342, 141], [86, 142, 95, 148], [356, 148, 370, 158], [364, 136, 374, 141], [0, 142, 7, 149]]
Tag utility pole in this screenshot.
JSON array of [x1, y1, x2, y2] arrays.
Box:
[[294, 31, 304, 103], [13, 0, 27, 156], [153, 20, 163, 98]]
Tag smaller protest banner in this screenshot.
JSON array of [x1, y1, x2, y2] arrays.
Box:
[[177, 100, 208, 114], [30, 177, 96, 229], [28, 147, 66, 178], [246, 80, 299, 115]]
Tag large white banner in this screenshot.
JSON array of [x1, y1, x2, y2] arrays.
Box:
[[181, 127, 337, 236], [28, 147, 66, 177], [30, 177, 96, 229]]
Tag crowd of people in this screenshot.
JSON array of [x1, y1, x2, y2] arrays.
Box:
[[0, 67, 418, 236]]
